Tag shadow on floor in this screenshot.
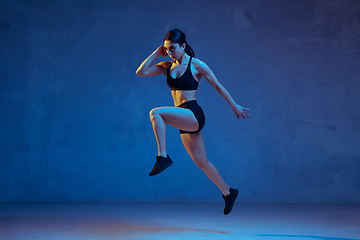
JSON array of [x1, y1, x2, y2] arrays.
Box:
[[257, 235, 360, 240]]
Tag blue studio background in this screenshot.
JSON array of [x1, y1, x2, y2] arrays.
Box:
[[0, 0, 359, 204]]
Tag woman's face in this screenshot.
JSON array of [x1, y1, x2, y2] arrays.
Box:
[[163, 40, 185, 60]]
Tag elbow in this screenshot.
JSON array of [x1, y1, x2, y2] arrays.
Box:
[[136, 70, 144, 77]]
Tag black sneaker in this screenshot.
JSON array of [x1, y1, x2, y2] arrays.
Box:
[[149, 155, 173, 176], [223, 188, 238, 215]]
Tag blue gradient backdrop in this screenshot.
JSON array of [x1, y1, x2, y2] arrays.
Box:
[[0, 0, 359, 203]]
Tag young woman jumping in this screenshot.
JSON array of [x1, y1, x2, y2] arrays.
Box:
[[136, 28, 250, 215]]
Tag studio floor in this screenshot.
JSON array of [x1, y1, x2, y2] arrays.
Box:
[[0, 203, 359, 240]]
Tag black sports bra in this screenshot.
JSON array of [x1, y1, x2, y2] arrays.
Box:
[[167, 57, 199, 91]]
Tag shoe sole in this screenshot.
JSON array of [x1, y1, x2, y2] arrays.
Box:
[[149, 160, 173, 176]]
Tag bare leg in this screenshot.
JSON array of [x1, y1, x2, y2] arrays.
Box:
[[181, 132, 230, 196], [149, 107, 199, 157], [149, 110, 167, 157]]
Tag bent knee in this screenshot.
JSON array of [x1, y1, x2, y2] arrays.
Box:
[[149, 108, 158, 118], [149, 108, 162, 121]]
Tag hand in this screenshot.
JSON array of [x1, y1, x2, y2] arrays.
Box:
[[155, 45, 168, 57], [233, 105, 250, 119]]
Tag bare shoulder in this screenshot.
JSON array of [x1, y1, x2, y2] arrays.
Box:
[[157, 61, 173, 68], [192, 58, 204, 66], [192, 58, 211, 73]]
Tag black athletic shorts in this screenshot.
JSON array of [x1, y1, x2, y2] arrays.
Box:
[[177, 100, 205, 134]]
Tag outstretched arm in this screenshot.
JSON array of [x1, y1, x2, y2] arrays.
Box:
[[136, 46, 169, 77], [196, 60, 250, 119]]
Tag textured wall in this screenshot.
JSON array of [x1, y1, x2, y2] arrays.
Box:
[[0, 0, 359, 203]]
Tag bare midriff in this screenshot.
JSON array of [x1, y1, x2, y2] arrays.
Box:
[[172, 90, 197, 107]]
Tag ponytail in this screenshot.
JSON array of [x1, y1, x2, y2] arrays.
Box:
[[164, 28, 195, 57], [185, 43, 195, 57]]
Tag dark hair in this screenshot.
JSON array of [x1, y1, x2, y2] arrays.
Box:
[[164, 28, 195, 57]]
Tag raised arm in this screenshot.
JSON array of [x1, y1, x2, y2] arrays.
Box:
[[136, 46, 170, 77], [195, 60, 250, 119]]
